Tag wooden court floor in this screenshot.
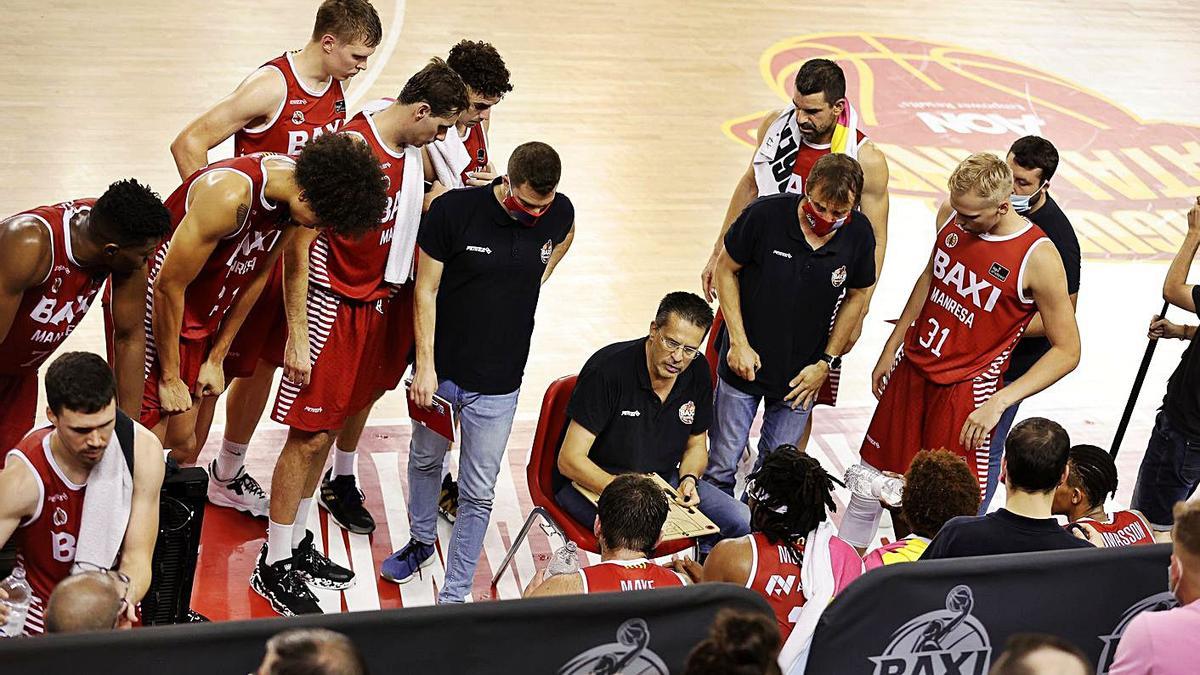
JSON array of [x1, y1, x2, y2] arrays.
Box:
[[2, 0, 1198, 614]]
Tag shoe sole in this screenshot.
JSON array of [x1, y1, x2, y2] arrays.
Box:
[[379, 554, 435, 584], [318, 497, 377, 535], [208, 489, 269, 519], [303, 574, 356, 591], [250, 568, 320, 617]]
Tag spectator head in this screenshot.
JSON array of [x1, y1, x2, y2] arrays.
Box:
[[988, 633, 1089, 675], [257, 628, 368, 675], [684, 609, 782, 675], [1002, 418, 1070, 495], [596, 474, 670, 558], [45, 352, 117, 470], [648, 291, 713, 382], [948, 152, 1015, 235], [45, 570, 126, 633], [791, 59, 846, 143], [903, 450, 981, 539], [1052, 444, 1118, 522], [746, 445, 836, 563], [1171, 500, 1200, 604]]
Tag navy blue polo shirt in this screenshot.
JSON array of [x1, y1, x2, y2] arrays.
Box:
[[560, 338, 713, 488], [718, 193, 876, 399], [418, 180, 574, 395]]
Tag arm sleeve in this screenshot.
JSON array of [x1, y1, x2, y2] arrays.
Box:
[[416, 199, 454, 263], [723, 204, 761, 266], [566, 366, 615, 437]]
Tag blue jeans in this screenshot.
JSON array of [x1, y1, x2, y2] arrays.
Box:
[[555, 474, 750, 552], [408, 379, 519, 603], [1131, 410, 1200, 529], [705, 376, 813, 497], [981, 396, 1021, 514]]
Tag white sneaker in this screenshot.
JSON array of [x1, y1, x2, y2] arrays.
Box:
[[207, 460, 270, 518]]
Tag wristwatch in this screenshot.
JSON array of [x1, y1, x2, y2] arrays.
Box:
[[819, 352, 842, 370]]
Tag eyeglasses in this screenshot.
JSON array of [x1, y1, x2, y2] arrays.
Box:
[[71, 561, 131, 627], [656, 334, 701, 360]]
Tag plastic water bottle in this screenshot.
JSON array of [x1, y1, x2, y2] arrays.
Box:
[[546, 541, 581, 576], [844, 464, 904, 507], [1, 567, 32, 637]]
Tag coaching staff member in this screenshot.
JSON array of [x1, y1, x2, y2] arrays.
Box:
[[705, 153, 876, 495], [381, 141, 574, 603], [556, 292, 750, 547]]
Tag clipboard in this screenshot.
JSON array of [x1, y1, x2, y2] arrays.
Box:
[[572, 473, 719, 542], [405, 389, 457, 443]]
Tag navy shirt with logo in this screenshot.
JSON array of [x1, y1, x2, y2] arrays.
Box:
[[558, 338, 713, 490], [418, 179, 574, 395], [718, 193, 876, 399]]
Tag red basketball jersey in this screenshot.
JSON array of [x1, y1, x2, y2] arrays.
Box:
[[578, 559, 688, 594], [5, 427, 87, 635], [460, 124, 490, 184], [234, 52, 347, 157], [786, 130, 868, 195], [1076, 510, 1156, 547], [0, 200, 107, 376], [154, 154, 290, 340], [904, 218, 1049, 385], [746, 532, 807, 640]]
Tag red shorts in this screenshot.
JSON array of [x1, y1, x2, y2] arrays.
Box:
[[0, 373, 39, 453], [140, 335, 212, 428], [271, 286, 391, 433], [223, 261, 287, 379], [858, 355, 996, 496], [374, 282, 416, 393]]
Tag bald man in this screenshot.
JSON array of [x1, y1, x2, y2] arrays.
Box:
[[45, 571, 127, 633]]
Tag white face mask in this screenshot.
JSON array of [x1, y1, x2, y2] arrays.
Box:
[[1010, 182, 1046, 214]]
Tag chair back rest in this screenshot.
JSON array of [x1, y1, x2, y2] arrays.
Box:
[[526, 374, 578, 510]]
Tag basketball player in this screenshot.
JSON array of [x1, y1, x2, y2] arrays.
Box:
[[169, 0, 382, 516], [141, 134, 387, 474], [254, 61, 467, 617], [324, 40, 513, 530], [839, 153, 1081, 551], [0, 181, 170, 453], [0, 353, 164, 635], [524, 475, 689, 597], [1053, 444, 1158, 546], [699, 58, 891, 448]]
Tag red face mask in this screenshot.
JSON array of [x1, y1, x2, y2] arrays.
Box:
[[801, 199, 847, 237], [503, 185, 547, 227]]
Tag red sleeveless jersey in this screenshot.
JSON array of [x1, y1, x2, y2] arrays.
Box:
[[154, 154, 290, 340], [5, 427, 87, 635], [0, 200, 107, 375], [1076, 510, 1156, 547], [578, 559, 688, 594], [308, 112, 401, 302], [746, 532, 807, 640], [460, 124, 490, 184], [234, 52, 347, 157], [904, 219, 1050, 385], [787, 130, 868, 195]]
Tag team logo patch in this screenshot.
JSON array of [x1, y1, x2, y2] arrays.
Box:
[[988, 262, 1010, 282], [1096, 592, 1177, 674], [53, 507, 68, 527], [678, 400, 696, 425], [558, 619, 667, 675], [288, 98, 308, 106], [869, 585, 992, 674], [476, 148, 487, 163], [831, 265, 848, 288], [334, 100, 346, 113], [381, 175, 391, 191], [291, 110, 305, 125], [540, 239, 554, 264], [945, 232, 959, 248]]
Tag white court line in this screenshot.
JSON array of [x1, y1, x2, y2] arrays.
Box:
[[370, 451, 436, 606], [344, 0, 407, 109], [346, 533, 381, 611]]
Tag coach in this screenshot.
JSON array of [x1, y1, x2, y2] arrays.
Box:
[[705, 154, 876, 495]]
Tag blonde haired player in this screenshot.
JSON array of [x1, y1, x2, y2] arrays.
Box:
[[840, 153, 1080, 552]]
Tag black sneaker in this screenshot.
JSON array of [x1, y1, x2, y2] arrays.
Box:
[[250, 546, 322, 616], [438, 474, 459, 523], [319, 469, 376, 534], [293, 530, 355, 590], [184, 609, 210, 623]]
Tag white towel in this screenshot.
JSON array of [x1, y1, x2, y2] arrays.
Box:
[[383, 144, 426, 284], [752, 100, 863, 197], [427, 127, 472, 189], [778, 520, 838, 674], [74, 433, 132, 569]]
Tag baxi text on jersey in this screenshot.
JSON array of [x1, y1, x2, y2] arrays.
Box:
[[29, 294, 93, 328]]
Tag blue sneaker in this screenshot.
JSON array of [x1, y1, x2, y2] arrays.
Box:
[[380, 539, 435, 583]]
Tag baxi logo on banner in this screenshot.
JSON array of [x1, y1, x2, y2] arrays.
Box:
[[557, 618, 669, 675], [869, 585, 992, 675], [723, 33, 1200, 260], [1095, 591, 1178, 674]]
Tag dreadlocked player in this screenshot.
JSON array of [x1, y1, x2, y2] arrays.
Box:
[[1053, 444, 1158, 546], [679, 445, 862, 641]]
